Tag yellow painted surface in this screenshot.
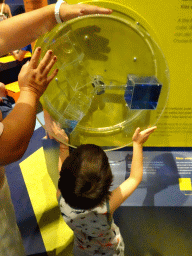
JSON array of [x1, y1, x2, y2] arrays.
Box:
[[20, 147, 73, 255], [5, 81, 20, 93], [179, 178, 192, 191]]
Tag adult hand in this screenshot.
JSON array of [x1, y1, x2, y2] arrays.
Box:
[[60, 2, 112, 22], [18, 47, 58, 99], [132, 126, 157, 145]]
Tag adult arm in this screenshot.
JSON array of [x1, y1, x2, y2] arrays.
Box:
[[0, 47, 58, 165], [0, 3, 112, 56], [109, 126, 157, 214]]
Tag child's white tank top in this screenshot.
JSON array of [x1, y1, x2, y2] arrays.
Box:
[[59, 195, 124, 255]]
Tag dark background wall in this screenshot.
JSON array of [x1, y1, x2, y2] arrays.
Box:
[[6, 0, 56, 16]]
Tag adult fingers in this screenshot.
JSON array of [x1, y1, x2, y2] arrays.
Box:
[[29, 47, 41, 69], [47, 68, 59, 84], [19, 60, 29, 73], [43, 55, 57, 76], [38, 50, 53, 73], [79, 5, 112, 15]]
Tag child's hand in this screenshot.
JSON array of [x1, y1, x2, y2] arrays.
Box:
[[59, 141, 69, 154], [18, 47, 58, 99], [44, 109, 69, 144], [132, 126, 157, 145]]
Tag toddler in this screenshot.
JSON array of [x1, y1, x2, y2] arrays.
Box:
[[57, 126, 156, 255]]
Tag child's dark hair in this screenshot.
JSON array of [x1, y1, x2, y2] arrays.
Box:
[[58, 144, 113, 210]]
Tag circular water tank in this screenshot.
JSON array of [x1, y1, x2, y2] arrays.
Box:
[[35, 1, 169, 150]]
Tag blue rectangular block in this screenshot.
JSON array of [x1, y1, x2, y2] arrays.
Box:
[[124, 75, 162, 110]]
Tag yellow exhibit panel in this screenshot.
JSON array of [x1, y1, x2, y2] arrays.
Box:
[[35, 1, 169, 150]]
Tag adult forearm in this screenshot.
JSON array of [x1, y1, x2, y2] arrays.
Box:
[[0, 91, 38, 165], [0, 4, 56, 56], [0, 2, 112, 57], [0, 46, 58, 165], [130, 142, 143, 183]]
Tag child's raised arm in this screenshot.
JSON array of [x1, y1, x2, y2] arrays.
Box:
[[43, 110, 69, 199], [43, 108, 69, 172], [58, 142, 69, 173], [109, 126, 157, 214], [57, 139, 69, 199]]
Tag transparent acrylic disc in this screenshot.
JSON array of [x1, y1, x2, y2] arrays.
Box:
[[35, 1, 169, 150]]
